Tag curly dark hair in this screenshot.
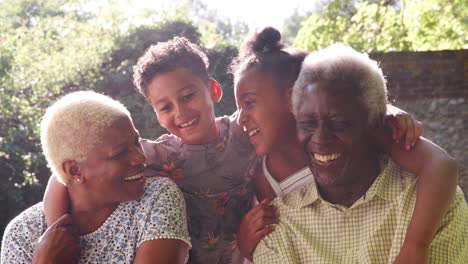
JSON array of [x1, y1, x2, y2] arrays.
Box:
[[229, 27, 308, 92], [133, 37, 210, 97]]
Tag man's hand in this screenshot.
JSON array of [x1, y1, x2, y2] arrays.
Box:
[[32, 214, 80, 264], [237, 199, 279, 261]]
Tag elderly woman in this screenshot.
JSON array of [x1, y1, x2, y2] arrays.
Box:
[[252, 44, 468, 263], [1, 91, 191, 263]]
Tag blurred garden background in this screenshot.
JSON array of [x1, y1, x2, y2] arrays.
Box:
[[0, 0, 466, 242]]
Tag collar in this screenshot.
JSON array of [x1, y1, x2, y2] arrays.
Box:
[[364, 157, 408, 203], [296, 156, 408, 209]]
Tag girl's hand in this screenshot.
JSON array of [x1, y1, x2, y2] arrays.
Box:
[[236, 199, 279, 261], [385, 105, 424, 150], [393, 241, 429, 264]]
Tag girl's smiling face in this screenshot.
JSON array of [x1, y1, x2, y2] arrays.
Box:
[[235, 70, 297, 156]]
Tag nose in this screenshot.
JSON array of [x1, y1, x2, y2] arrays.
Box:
[[174, 102, 189, 121], [311, 122, 334, 145], [129, 144, 146, 166], [236, 108, 247, 127]]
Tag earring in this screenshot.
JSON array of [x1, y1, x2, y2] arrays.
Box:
[[76, 178, 81, 182]]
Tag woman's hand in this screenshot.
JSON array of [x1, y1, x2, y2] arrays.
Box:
[[236, 199, 279, 261], [32, 214, 80, 264], [385, 105, 424, 150]]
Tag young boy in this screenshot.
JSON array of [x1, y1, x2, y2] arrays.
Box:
[[132, 37, 257, 263]]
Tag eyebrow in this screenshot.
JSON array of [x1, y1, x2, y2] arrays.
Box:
[[153, 84, 196, 105], [239, 91, 257, 100], [112, 139, 127, 149]]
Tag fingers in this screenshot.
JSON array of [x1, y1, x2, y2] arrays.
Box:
[[244, 200, 277, 220], [240, 200, 279, 238], [386, 116, 398, 142], [386, 115, 402, 142], [387, 112, 422, 150], [48, 214, 79, 241], [253, 225, 276, 241], [52, 214, 73, 227], [246, 204, 278, 225], [414, 120, 424, 140], [404, 115, 415, 150]]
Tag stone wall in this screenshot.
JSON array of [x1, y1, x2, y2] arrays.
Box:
[[370, 49, 467, 199]]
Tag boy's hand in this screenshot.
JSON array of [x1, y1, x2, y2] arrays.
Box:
[[33, 214, 80, 264], [237, 199, 279, 261], [385, 105, 424, 150]]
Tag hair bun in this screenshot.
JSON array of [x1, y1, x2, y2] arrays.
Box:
[[252, 27, 283, 53]]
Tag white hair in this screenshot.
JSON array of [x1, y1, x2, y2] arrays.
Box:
[[292, 43, 387, 126], [40, 91, 131, 184]]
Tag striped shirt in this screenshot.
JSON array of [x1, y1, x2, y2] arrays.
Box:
[[253, 158, 468, 264], [262, 155, 314, 196]]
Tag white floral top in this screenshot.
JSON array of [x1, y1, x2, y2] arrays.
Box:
[[0, 177, 191, 264]]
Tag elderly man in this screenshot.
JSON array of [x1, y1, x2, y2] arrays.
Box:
[[252, 44, 468, 263]]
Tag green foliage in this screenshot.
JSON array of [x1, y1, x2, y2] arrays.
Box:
[[282, 8, 313, 45], [294, 0, 467, 52], [0, 0, 115, 239], [0, 0, 241, 241], [205, 45, 238, 117]]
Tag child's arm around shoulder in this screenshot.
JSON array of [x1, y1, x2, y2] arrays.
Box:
[[382, 106, 458, 263], [43, 175, 70, 226], [389, 137, 458, 264]]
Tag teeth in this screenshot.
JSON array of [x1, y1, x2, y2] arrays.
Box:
[[124, 173, 143, 181], [249, 128, 260, 137], [314, 153, 342, 162], [179, 117, 198, 128]]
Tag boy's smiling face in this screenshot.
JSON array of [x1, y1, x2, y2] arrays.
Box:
[[146, 68, 222, 145]]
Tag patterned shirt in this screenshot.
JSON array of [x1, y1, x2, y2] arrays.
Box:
[[1, 177, 191, 263], [141, 114, 258, 264], [253, 158, 468, 264]]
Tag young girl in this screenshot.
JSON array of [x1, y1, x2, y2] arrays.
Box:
[[231, 27, 458, 263]]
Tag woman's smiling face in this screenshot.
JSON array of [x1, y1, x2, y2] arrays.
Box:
[[295, 80, 371, 187], [78, 116, 147, 203]]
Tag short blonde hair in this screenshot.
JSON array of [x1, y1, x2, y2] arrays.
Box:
[[40, 91, 131, 184], [292, 43, 387, 127]]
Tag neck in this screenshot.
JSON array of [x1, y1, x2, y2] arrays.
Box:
[[267, 131, 308, 182], [204, 121, 220, 144], [68, 189, 119, 235], [317, 155, 380, 207]]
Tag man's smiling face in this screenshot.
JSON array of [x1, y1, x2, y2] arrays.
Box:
[[296, 80, 370, 187]]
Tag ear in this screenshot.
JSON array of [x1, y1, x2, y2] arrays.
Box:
[[209, 79, 223, 102], [62, 159, 82, 184]]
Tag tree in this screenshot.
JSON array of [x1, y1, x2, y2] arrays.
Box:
[[294, 0, 467, 52], [0, 0, 114, 240], [282, 8, 313, 45], [0, 0, 242, 243]]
